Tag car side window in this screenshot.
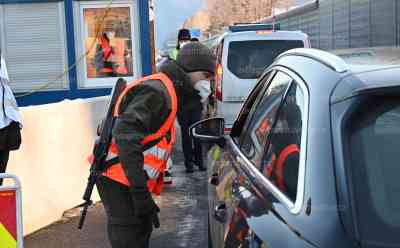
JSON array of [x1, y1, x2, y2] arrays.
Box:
[[230, 71, 275, 140], [261, 83, 305, 202], [239, 72, 293, 167]]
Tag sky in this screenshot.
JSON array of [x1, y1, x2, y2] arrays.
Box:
[[154, 0, 308, 49], [154, 0, 204, 49]]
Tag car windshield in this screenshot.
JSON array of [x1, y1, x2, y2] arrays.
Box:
[[227, 40, 304, 79], [346, 96, 400, 246]]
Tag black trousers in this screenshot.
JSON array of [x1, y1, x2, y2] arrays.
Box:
[[96, 177, 153, 248], [0, 150, 10, 186], [177, 103, 203, 168]]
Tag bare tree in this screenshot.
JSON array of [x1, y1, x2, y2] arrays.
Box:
[[202, 0, 293, 35]]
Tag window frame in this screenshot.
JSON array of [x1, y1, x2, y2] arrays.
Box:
[[238, 71, 293, 164], [238, 73, 276, 140], [230, 66, 309, 214], [74, 0, 142, 89], [260, 80, 306, 202], [333, 94, 400, 244]]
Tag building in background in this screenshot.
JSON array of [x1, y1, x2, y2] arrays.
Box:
[[0, 0, 152, 106], [261, 0, 400, 50]]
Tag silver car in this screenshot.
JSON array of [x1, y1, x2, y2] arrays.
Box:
[[208, 25, 310, 133]]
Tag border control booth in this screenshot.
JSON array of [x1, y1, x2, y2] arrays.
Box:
[[0, 0, 155, 237], [0, 0, 153, 106]]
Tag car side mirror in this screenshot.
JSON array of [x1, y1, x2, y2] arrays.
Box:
[[190, 117, 225, 144]]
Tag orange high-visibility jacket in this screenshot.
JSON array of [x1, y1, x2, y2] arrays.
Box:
[[113, 39, 129, 75], [99, 36, 113, 73], [102, 73, 177, 195], [266, 144, 299, 192]]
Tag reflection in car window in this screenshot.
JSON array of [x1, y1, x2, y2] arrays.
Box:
[[231, 72, 275, 140], [346, 97, 400, 245], [239, 72, 292, 167], [261, 83, 304, 202]]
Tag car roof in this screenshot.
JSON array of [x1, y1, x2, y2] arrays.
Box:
[[275, 47, 400, 103], [331, 65, 400, 103], [333, 46, 400, 72], [333, 47, 400, 102], [278, 48, 350, 73], [220, 30, 309, 42]]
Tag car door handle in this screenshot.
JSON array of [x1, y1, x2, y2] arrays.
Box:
[[209, 173, 219, 186], [214, 202, 226, 223]]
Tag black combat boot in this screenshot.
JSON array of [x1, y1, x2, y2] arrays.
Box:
[[185, 161, 195, 173], [197, 164, 206, 171], [194, 157, 206, 171]]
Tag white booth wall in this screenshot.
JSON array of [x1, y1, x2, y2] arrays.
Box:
[[6, 97, 108, 235]]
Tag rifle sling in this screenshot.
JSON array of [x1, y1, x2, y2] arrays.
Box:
[[104, 157, 120, 168]]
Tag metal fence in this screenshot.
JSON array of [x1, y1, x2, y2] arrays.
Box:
[[261, 0, 400, 50]]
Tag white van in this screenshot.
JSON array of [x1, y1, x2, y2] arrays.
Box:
[[208, 24, 310, 132]]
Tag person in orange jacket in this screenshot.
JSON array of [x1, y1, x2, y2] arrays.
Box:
[[96, 42, 216, 248], [95, 33, 115, 77]]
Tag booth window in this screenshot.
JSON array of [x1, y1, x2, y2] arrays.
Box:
[[0, 2, 68, 93], [78, 3, 138, 88]]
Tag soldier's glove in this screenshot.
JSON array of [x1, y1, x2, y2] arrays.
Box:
[[130, 188, 160, 228]]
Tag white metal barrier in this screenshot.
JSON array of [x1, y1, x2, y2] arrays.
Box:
[[0, 173, 23, 248]]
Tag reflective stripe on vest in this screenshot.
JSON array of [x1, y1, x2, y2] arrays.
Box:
[[265, 153, 276, 178], [274, 144, 300, 192], [113, 39, 128, 75], [101, 73, 177, 194], [104, 129, 174, 181], [99, 36, 112, 60], [99, 36, 113, 73]]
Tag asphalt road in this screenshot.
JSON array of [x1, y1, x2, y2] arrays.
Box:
[[24, 145, 209, 248]]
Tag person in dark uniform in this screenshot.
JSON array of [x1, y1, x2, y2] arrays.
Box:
[[175, 45, 214, 173], [177, 89, 206, 173], [169, 28, 191, 60], [96, 42, 216, 248]]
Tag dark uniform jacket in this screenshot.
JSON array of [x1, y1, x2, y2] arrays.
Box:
[[112, 60, 200, 191]]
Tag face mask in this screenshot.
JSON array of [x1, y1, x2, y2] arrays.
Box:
[[107, 31, 116, 39], [194, 80, 211, 103]]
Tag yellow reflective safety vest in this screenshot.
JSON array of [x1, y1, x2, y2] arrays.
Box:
[[102, 73, 177, 195], [169, 49, 178, 61]]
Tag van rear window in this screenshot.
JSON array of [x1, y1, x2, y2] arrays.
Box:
[[227, 40, 304, 79]]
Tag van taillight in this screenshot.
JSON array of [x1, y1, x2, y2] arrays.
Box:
[[224, 128, 231, 134], [215, 64, 223, 101]]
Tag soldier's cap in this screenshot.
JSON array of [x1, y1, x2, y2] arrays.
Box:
[[177, 29, 191, 41]]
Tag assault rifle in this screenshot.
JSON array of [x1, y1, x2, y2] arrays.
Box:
[[78, 78, 127, 229]]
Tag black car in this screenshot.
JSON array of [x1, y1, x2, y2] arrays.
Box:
[[192, 48, 400, 248]]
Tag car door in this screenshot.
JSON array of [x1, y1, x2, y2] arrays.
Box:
[[208, 70, 276, 248], [214, 69, 314, 247]]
